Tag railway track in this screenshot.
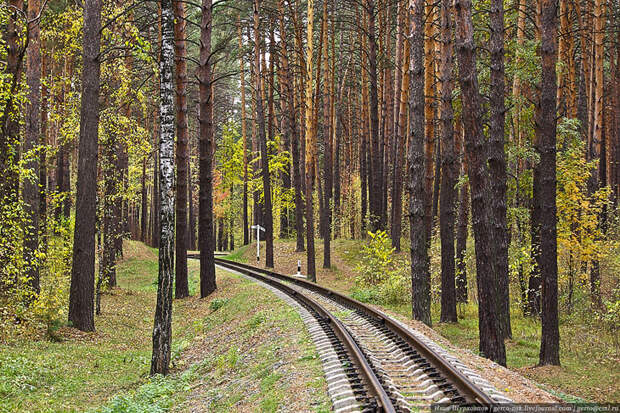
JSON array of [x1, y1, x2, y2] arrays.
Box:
[[192, 255, 510, 411]]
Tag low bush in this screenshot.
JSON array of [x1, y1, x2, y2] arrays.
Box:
[[354, 231, 409, 306]]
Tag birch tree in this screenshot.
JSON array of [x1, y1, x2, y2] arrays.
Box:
[[151, 0, 176, 376]]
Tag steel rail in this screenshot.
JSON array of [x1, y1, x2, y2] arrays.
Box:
[[212, 258, 495, 406], [205, 256, 396, 413]]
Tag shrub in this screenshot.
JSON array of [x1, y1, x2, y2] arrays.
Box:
[[379, 271, 410, 306], [355, 231, 409, 306], [355, 231, 395, 286]]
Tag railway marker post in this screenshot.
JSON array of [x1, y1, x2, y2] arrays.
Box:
[[251, 224, 265, 262]]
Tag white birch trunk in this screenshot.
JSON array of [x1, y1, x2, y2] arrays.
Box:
[[151, 0, 175, 376]]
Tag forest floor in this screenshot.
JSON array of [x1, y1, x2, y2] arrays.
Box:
[[235, 238, 619, 404], [0, 241, 329, 413]]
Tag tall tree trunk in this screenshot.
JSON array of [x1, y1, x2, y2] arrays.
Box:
[[54, 58, 71, 221], [305, 0, 316, 281], [114, 137, 124, 261], [381, 9, 392, 232], [439, 0, 457, 323], [117, 102, 130, 258], [279, 77, 292, 239], [198, 0, 216, 297], [229, 215, 235, 251], [238, 15, 250, 246], [102, 125, 118, 288], [455, 122, 469, 303], [333, 103, 342, 240], [391, 19, 410, 252], [360, 134, 368, 238], [424, 4, 437, 239], [39, 51, 48, 255], [527, 0, 545, 318], [151, 0, 175, 375], [174, 0, 189, 299], [615, 30, 620, 206], [536, 0, 560, 366], [360, 18, 369, 239], [408, 0, 431, 326], [267, 23, 276, 150], [250, 51, 261, 237], [489, 0, 511, 339], [367, 0, 382, 231], [314, 15, 326, 242], [390, 1, 404, 247], [556, 0, 570, 116], [589, 0, 606, 307], [333, 33, 350, 240], [432, 139, 441, 219], [68, 0, 102, 332], [151, 140, 160, 248], [253, 0, 274, 268], [454, 0, 506, 365], [528, 165, 542, 316], [277, 1, 304, 250], [217, 217, 224, 251], [188, 156, 196, 250], [24, 0, 42, 297], [0, 0, 24, 204], [141, 158, 148, 242], [322, 0, 332, 269]]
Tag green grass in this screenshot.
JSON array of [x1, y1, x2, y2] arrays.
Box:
[[431, 302, 619, 402], [0, 242, 199, 412], [222, 244, 250, 263], [0, 240, 330, 412]]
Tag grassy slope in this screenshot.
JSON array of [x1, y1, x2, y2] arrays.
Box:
[[0, 241, 328, 413], [237, 238, 619, 403]]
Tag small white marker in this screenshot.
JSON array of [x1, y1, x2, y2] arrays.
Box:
[[297, 260, 302, 276], [251, 224, 265, 262]]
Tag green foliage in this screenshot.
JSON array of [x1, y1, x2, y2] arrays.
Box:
[[246, 313, 266, 329], [216, 347, 240, 372], [209, 298, 228, 312], [556, 118, 612, 309], [432, 299, 619, 402], [96, 373, 192, 413], [0, 191, 74, 342], [2, 0, 154, 342], [350, 286, 381, 304], [355, 231, 395, 286], [354, 231, 409, 306]]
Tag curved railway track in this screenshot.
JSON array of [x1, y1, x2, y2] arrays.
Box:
[[192, 255, 507, 411]]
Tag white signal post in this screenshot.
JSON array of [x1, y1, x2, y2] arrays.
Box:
[[251, 224, 265, 262]]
